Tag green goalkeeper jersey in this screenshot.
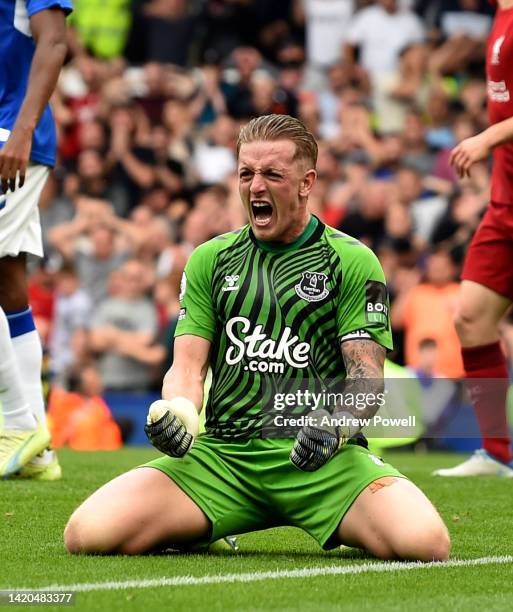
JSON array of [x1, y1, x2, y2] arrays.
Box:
[[176, 216, 392, 438]]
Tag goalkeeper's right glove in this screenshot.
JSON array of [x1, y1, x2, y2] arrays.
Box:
[[290, 409, 356, 472], [290, 410, 340, 472], [144, 398, 199, 458]]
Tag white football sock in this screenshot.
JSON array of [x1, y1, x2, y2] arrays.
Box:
[[11, 328, 47, 429], [0, 308, 36, 430]]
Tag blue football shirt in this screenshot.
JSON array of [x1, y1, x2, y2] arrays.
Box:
[[0, 0, 72, 167]]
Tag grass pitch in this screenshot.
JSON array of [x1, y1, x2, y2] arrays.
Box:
[[2, 448, 513, 611]]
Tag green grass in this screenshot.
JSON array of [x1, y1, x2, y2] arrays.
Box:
[[2, 448, 513, 611]]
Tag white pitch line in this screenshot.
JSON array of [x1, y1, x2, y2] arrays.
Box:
[[7, 555, 513, 593]]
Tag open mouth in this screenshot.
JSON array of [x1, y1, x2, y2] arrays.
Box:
[[251, 201, 274, 227]]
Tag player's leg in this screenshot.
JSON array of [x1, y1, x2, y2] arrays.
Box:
[[454, 280, 510, 348], [66, 436, 271, 554], [433, 214, 513, 476], [335, 477, 450, 561], [0, 255, 50, 476], [0, 165, 58, 479], [64, 467, 211, 554], [0, 302, 49, 476], [279, 442, 449, 561]]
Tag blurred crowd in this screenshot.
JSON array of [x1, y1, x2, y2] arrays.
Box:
[[31, 0, 513, 406]]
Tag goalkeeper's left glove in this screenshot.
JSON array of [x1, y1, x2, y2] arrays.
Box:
[[289, 409, 352, 472], [144, 398, 199, 458]]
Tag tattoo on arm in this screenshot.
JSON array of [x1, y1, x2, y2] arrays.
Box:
[[341, 339, 386, 379], [338, 339, 386, 423]]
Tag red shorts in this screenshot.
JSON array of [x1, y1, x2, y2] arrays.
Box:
[[462, 203, 513, 300]]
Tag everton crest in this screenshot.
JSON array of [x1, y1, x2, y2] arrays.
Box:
[[295, 271, 329, 302]]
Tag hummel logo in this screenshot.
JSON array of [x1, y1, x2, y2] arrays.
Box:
[[222, 275, 240, 292]]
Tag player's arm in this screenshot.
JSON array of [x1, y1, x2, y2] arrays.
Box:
[[339, 338, 386, 421], [0, 8, 68, 193], [450, 115, 513, 178], [290, 339, 386, 472], [146, 238, 217, 457], [144, 334, 211, 458], [161, 335, 210, 409]]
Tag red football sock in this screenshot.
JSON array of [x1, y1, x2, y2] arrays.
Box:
[[462, 341, 512, 464]]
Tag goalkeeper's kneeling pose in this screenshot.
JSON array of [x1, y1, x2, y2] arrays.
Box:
[[64, 115, 450, 561]]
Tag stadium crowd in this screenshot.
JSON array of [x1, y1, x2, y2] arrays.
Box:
[[30, 0, 513, 429]]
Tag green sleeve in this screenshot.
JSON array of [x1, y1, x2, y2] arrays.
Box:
[[334, 240, 393, 351], [175, 241, 217, 342]]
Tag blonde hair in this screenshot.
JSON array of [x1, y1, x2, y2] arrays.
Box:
[[237, 114, 318, 168]]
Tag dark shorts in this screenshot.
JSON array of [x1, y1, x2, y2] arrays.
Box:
[[462, 203, 513, 301], [143, 435, 404, 550]]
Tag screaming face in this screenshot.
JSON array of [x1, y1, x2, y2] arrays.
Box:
[[238, 139, 317, 243]]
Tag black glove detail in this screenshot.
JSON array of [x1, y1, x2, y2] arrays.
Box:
[[290, 418, 340, 472], [144, 410, 193, 458]]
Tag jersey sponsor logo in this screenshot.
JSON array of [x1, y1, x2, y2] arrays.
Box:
[[222, 275, 240, 292], [225, 316, 310, 373], [488, 79, 510, 103], [365, 281, 389, 326], [491, 35, 505, 65], [178, 308, 186, 321], [340, 329, 372, 342], [179, 272, 187, 303], [295, 271, 329, 302]]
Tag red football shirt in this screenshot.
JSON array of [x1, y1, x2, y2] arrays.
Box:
[[487, 6, 513, 204]]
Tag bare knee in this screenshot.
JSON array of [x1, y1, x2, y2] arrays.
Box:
[[454, 306, 497, 345], [341, 478, 452, 562], [393, 521, 451, 562], [64, 513, 116, 555], [453, 303, 482, 338], [63, 468, 211, 556], [63, 516, 84, 554], [454, 282, 510, 346]]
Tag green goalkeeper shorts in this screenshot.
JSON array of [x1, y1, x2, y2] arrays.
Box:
[[143, 435, 404, 550]]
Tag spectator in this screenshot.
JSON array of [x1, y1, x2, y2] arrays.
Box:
[[68, 0, 132, 59], [338, 180, 392, 251], [394, 163, 448, 247], [248, 71, 298, 118], [192, 115, 237, 185], [77, 148, 128, 216], [48, 198, 136, 303], [106, 104, 155, 211], [48, 364, 123, 450], [154, 271, 182, 373], [373, 44, 429, 134], [400, 109, 436, 175], [89, 259, 165, 392], [134, 0, 199, 65], [425, 0, 492, 77], [392, 250, 464, 377], [49, 263, 92, 383], [297, 0, 356, 91], [345, 0, 425, 84], [317, 64, 345, 137]]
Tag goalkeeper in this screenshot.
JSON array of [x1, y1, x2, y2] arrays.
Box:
[[64, 115, 450, 561]]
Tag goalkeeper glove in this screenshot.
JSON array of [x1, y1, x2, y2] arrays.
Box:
[[144, 398, 199, 458], [290, 409, 353, 472]]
